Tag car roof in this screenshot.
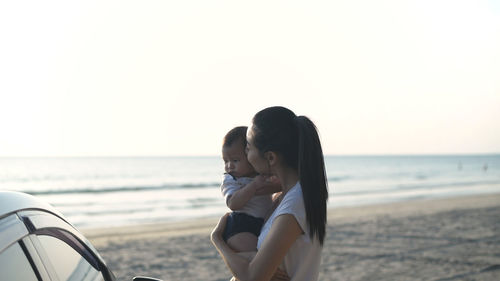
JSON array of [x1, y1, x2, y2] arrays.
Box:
[[0, 191, 66, 221]]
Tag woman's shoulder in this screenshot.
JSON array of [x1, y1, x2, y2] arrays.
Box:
[[281, 182, 303, 205], [277, 183, 305, 217], [276, 182, 308, 238]]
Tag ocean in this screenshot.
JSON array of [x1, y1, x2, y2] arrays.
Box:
[[1, 155, 499, 229]]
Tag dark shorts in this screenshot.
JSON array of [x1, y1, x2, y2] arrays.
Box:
[[222, 212, 264, 242]]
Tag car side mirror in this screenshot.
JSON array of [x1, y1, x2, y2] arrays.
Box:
[[133, 277, 163, 281]]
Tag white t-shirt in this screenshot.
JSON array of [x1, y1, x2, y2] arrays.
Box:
[[257, 182, 323, 281], [220, 174, 273, 219]]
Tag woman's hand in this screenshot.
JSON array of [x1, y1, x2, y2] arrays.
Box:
[[230, 268, 290, 281], [270, 268, 290, 281], [211, 213, 229, 244]]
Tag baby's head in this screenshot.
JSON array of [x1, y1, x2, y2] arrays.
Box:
[[222, 126, 256, 178]]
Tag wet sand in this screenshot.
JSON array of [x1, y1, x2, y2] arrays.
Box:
[[83, 193, 500, 281]]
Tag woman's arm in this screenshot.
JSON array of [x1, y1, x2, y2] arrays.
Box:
[[211, 212, 302, 281]]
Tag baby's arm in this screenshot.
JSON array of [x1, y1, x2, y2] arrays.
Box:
[[226, 175, 281, 210], [226, 179, 260, 210]]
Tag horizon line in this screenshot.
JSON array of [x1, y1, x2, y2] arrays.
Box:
[[1, 152, 499, 158]]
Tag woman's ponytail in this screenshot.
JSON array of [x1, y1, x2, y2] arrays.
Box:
[[296, 116, 328, 245]]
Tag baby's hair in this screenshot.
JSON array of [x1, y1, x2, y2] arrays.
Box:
[[223, 126, 248, 148]]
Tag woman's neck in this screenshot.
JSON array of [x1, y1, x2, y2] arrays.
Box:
[[275, 166, 299, 194]]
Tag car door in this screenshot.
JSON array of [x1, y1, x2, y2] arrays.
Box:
[[2, 210, 115, 281], [21, 210, 115, 281]]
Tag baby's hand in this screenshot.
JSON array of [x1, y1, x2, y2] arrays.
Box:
[[266, 175, 280, 184], [254, 175, 281, 195]]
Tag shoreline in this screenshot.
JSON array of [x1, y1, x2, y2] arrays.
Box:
[[84, 192, 500, 280], [82, 192, 500, 247]]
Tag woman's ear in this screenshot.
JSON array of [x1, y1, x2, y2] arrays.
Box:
[[265, 151, 278, 167]]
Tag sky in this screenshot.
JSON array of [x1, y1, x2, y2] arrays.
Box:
[[0, 0, 499, 157]]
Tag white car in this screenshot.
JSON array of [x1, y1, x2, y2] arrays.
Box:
[[0, 191, 162, 281]]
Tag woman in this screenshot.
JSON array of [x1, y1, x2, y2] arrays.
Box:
[[211, 106, 328, 281]]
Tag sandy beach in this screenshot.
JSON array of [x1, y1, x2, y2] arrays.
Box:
[[83, 194, 500, 281]]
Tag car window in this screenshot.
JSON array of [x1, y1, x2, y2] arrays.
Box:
[[37, 235, 104, 281], [0, 242, 39, 281]]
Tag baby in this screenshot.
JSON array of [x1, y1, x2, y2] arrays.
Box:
[[220, 126, 275, 252]]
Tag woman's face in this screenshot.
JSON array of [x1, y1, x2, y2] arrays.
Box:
[[246, 125, 270, 175]]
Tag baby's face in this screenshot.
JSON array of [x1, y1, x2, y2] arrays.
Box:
[[222, 142, 256, 178]]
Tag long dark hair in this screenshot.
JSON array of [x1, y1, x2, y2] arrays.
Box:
[[252, 106, 328, 245]]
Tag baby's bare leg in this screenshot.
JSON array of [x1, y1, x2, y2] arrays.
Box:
[[227, 232, 258, 252], [229, 252, 257, 281]]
